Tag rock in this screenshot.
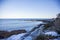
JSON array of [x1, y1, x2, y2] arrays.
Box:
[[44, 13, 60, 34], [36, 31, 58, 40], [10, 30, 27, 35], [0, 30, 26, 39], [0, 31, 11, 39], [54, 13, 60, 34], [36, 13, 60, 40]]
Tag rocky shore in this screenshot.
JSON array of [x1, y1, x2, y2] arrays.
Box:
[[0, 13, 60, 40], [36, 13, 60, 40], [0, 30, 26, 39]]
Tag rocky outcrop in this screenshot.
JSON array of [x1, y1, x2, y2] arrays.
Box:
[[43, 13, 60, 33], [0, 31, 10, 39], [0, 30, 26, 39], [36, 13, 60, 40], [53, 13, 60, 34], [10, 30, 26, 35]]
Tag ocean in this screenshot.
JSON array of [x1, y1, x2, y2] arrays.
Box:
[[0, 19, 43, 32]]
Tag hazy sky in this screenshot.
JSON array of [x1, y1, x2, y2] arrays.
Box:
[[0, 0, 60, 18]]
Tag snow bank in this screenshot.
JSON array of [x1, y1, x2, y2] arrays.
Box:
[[44, 31, 58, 36], [6, 25, 44, 40], [6, 33, 33, 40], [24, 36, 32, 40], [6, 33, 26, 40]]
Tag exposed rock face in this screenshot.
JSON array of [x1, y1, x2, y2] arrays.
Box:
[[54, 13, 60, 33], [44, 13, 60, 33], [0, 30, 26, 39], [36, 13, 60, 40]]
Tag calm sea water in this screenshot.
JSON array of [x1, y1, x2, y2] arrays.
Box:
[[0, 19, 42, 32]]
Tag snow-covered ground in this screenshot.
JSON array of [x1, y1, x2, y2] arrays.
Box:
[[1, 25, 44, 40], [2, 27, 59, 40], [6, 33, 26, 40], [5, 33, 33, 40], [44, 31, 58, 36]]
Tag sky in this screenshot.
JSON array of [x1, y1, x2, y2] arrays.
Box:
[[0, 0, 60, 18]]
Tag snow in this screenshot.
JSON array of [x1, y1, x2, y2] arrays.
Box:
[[6, 33, 26, 40], [30, 25, 44, 37], [49, 38, 60, 40], [24, 36, 32, 40], [44, 31, 58, 36], [0, 20, 44, 40], [0, 39, 6, 40], [6, 33, 33, 40], [6, 25, 45, 40]]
